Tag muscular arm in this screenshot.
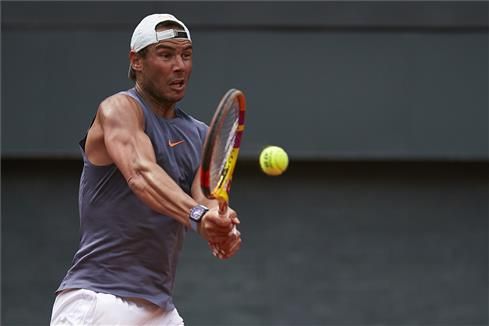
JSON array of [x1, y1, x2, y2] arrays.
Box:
[[85, 93, 237, 249], [87, 94, 199, 228]]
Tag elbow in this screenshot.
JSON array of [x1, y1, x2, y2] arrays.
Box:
[[127, 173, 145, 194], [126, 159, 151, 194]]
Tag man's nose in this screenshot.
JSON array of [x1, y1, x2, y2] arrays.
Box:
[[173, 55, 185, 70]]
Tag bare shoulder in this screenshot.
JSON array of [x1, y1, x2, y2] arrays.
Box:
[[98, 93, 143, 126]]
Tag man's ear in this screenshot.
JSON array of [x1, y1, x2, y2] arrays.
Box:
[[129, 51, 143, 73]]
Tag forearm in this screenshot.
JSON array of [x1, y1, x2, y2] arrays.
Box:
[[127, 160, 196, 227]]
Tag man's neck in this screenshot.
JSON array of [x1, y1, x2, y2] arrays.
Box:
[[135, 83, 176, 119]]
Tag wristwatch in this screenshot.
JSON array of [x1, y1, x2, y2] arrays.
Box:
[[189, 204, 209, 232]]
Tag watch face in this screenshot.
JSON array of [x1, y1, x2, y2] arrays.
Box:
[[190, 205, 207, 222]]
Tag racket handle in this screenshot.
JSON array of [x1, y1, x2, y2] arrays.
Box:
[[211, 200, 235, 258], [218, 201, 228, 216], [219, 200, 237, 236]]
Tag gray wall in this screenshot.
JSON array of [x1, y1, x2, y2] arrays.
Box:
[[2, 1, 488, 160], [3, 160, 488, 325], [2, 1, 488, 325]]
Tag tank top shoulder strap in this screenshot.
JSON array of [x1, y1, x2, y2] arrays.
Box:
[[118, 88, 154, 131], [119, 88, 151, 115]]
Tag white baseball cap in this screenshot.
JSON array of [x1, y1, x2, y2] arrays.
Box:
[[130, 13, 191, 52], [128, 14, 191, 79]]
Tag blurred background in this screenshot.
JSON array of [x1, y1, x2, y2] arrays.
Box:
[[2, 1, 488, 325]]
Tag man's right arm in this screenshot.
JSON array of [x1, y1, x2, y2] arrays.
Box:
[[85, 94, 234, 243]]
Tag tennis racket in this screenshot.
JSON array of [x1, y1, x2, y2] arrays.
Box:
[[201, 88, 246, 256]]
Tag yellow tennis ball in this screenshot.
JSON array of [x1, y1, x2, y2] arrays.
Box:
[[259, 146, 289, 176]]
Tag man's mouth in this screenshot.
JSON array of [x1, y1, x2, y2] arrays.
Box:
[[169, 79, 185, 90]]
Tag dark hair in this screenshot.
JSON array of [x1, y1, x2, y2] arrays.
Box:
[[156, 21, 184, 31], [129, 21, 185, 81]]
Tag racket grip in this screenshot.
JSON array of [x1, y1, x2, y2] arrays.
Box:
[[218, 201, 228, 216], [211, 200, 235, 258], [219, 201, 238, 236]]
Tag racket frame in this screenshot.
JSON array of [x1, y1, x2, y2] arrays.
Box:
[[200, 88, 246, 209]]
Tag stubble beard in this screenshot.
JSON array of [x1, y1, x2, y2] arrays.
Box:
[[142, 77, 183, 110]]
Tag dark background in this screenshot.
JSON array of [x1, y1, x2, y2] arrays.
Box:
[[2, 1, 488, 325]]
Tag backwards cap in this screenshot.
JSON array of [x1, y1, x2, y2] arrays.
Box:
[[129, 14, 191, 79], [130, 13, 191, 52]]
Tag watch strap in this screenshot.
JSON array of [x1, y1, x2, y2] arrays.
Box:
[[189, 219, 199, 232]]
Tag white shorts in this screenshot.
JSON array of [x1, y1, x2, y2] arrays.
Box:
[[50, 289, 184, 326]]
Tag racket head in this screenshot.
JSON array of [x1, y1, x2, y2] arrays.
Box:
[[201, 89, 246, 203]]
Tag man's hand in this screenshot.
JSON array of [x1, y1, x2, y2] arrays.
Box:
[[199, 207, 235, 242], [199, 207, 242, 259], [209, 227, 242, 259]]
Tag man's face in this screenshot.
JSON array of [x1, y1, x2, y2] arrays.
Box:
[[138, 34, 193, 104]]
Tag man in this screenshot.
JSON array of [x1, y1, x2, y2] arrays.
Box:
[[50, 14, 242, 325]]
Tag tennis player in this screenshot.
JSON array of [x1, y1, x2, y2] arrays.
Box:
[[50, 14, 242, 325]]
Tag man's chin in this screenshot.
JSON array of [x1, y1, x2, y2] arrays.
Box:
[[169, 91, 186, 103], [148, 85, 187, 105]]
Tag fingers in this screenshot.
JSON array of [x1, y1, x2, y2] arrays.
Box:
[[209, 227, 242, 259], [221, 231, 242, 258], [201, 223, 233, 242], [218, 237, 242, 259], [226, 208, 240, 225], [200, 208, 235, 242]]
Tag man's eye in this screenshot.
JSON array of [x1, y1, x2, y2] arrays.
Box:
[[183, 52, 192, 60], [159, 52, 172, 59]]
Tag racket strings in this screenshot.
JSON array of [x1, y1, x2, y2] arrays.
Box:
[[209, 100, 239, 190]]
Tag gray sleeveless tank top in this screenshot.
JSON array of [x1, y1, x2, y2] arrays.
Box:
[[56, 88, 207, 311]]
